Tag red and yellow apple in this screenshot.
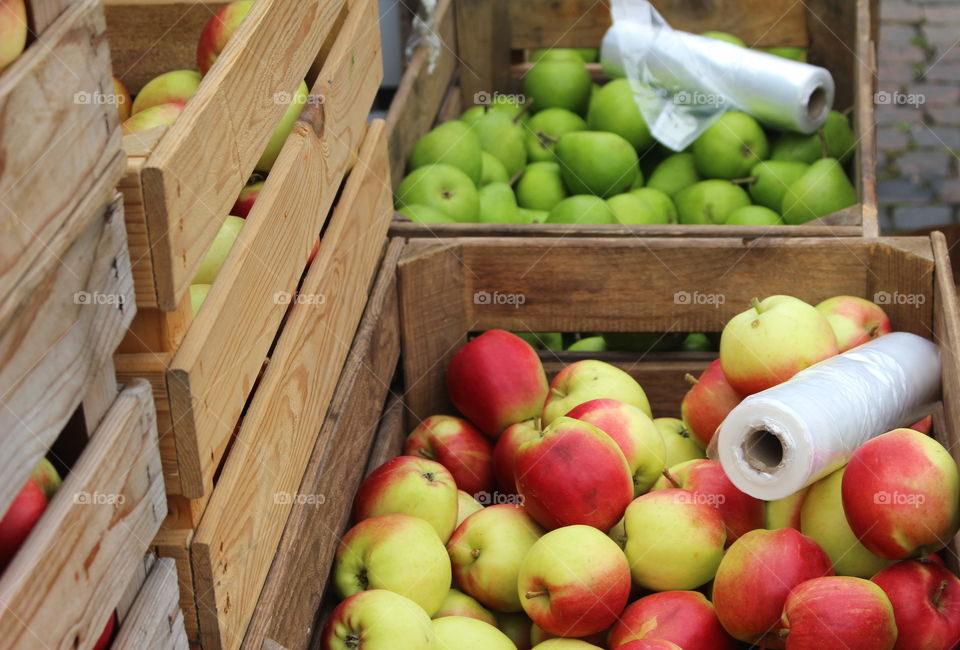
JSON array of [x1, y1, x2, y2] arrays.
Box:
[[0, 0, 27, 71], [542, 360, 651, 425], [433, 616, 516, 650], [232, 180, 264, 219], [910, 414, 933, 435], [618, 642, 681, 650], [192, 215, 245, 285], [456, 489, 484, 527], [113, 76, 132, 122], [433, 589, 497, 626], [816, 295, 892, 352], [131, 69, 201, 115], [404, 415, 494, 496], [681, 359, 741, 449], [321, 589, 435, 650], [533, 640, 604, 649], [608, 590, 736, 649], [190, 284, 211, 316], [872, 559, 960, 650], [256, 80, 308, 172], [196, 0, 253, 75], [32, 458, 61, 500], [493, 419, 540, 494], [653, 417, 706, 466], [0, 476, 47, 570], [121, 101, 185, 135]]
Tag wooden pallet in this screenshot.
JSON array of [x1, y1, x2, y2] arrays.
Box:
[[386, 0, 879, 238]]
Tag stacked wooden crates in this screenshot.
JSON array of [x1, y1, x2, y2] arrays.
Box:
[[105, 0, 392, 647]]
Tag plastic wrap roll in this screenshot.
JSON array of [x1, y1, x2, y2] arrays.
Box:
[[716, 333, 941, 501]]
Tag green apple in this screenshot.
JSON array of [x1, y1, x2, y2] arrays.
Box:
[[630, 169, 645, 189], [566, 336, 606, 352], [334, 513, 451, 615], [765, 486, 809, 530], [586, 79, 654, 150], [781, 158, 857, 224], [190, 284, 211, 316], [399, 204, 458, 223], [461, 105, 486, 126], [675, 180, 751, 224], [653, 417, 706, 467], [556, 131, 639, 197], [531, 48, 598, 63], [767, 46, 807, 62], [544, 195, 616, 224], [456, 490, 484, 527], [479, 182, 521, 223], [523, 60, 592, 115], [193, 215, 244, 284], [515, 332, 564, 351], [410, 120, 484, 184], [31, 458, 62, 500], [481, 151, 510, 185], [542, 359, 651, 424], [395, 164, 480, 222], [321, 590, 435, 650], [682, 332, 713, 351], [693, 111, 769, 179], [433, 616, 517, 650], [473, 111, 527, 177], [131, 70, 202, 115], [525, 108, 587, 162], [607, 193, 666, 225], [121, 102, 185, 135], [519, 207, 549, 223], [629, 187, 677, 223], [725, 205, 783, 225], [256, 80, 308, 172], [702, 31, 746, 46], [771, 131, 822, 164], [747, 160, 809, 211], [647, 153, 700, 196], [434, 589, 498, 626], [517, 162, 567, 211], [823, 110, 856, 162]]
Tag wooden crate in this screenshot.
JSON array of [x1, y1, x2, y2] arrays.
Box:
[[386, 0, 879, 238], [113, 558, 190, 650]]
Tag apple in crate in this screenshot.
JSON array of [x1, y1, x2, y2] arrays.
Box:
[[816, 295, 892, 352], [113, 76, 133, 122], [0, 476, 47, 570], [765, 486, 809, 530], [193, 215, 245, 285], [433, 616, 517, 650], [404, 415, 494, 495], [542, 360, 651, 425], [121, 102, 185, 135], [131, 70, 202, 115], [530, 625, 607, 646], [257, 80, 309, 173], [455, 490, 484, 527], [232, 180, 264, 219], [496, 613, 533, 650], [842, 428, 960, 560], [872, 559, 960, 650], [433, 589, 497, 626], [653, 417, 706, 466], [618, 642, 682, 650], [197, 0, 253, 75], [333, 513, 450, 616], [565, 398, 666, 495], [776, 576, 898, 650], [712, 528, 833, 647], [493, 419, 540, 494], [518, 525, 631, 637], [533, 640, 604, 649], [447, 330, 549, 437], [0, 0, 26, 71], [608, 591, 736, 650], [32, 458, 62, 500], [719, 295, 839, 395], [514, 416, 633, 531], [448, 504, 543, 612], [322, 589, 435, 650], [681, 359, 741, 449]]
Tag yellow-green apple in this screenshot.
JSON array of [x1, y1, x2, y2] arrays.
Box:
[[32, 458, 61, 500], [193, 215, 244, 285], [776, 576, 898, 650], [256, 80, 308, 172], [493, 419, 540, 494], [800, 466, 892, 577], [405, 415, 494, 495], [653, 459, 764, 544], [448, 504, 543, 611], [456, 490, 484, 527], [618, 642, 681, 650], [0, 476, 46, 569], [321, 589, 435, 650], [434, 589, 498, 626], [532, 639, 603, 649], [712, 528, 833, 647], [681, 360, 742, 449], [654, 417, 706, 466], [131, 70, 202, 115], [765, 486, 809, 530], [816, 295, 892, 352], [352, 455, 458, 541], [529, 625, 607, 646], [497, 613, 533, 650], [196, 0, 253, 75], [608, 591, 736, 650], [623, 489, 726, 590], [232, 180, 264, 219], [333, 513, 451, 615], [542, 360, 651, 425], [433, 616, 517, 650], [719, 296, 839, 395], [518, 525, 631, 637], [190, 284, 211, 316], [0, 0, 26, 71], [447, 330, 549, 437], [514, 417, 633, 530], [872, 559, 960, 650], [911, 414, 933, 435], [113, 76, 132, 122], [842, 428, 960, 560], [565, 399, 666, 495], [121, 102, 185, 135]]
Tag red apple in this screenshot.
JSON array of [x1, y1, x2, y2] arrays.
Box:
[[121, 102, 185, 135], [0, 0, 27, 71], [232, 180, 264, 218], [493, 419, 540, 495], [514, 416, 633, 531], [447, 330, 549, 437], [872, 559, 960, 650], [113, 76, 132, 122], [910, 414, 933, 435], [619, 642, 682, 650], [0, 476, 47, 570], [196, 0, 254, 75], [608, 591, 736, 649], [816, 295, 892, 352], [712, 528, 834, 647], [565, 398, 666, 495], [653, 459, 764, 544], [777, 576, 897, 649], [680, 359, 741, 449], [434, 588, 498, 626], [92, 612, 116, 650], [404, 415, 494, 496], [842, 428, 960, 560], [131, 69, 201, 115], [322, 589, 436, 649]]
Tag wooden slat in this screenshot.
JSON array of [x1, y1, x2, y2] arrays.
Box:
[[116, 553, 157, 624], [118, 294, 193, 354], [0, 0, 124, 330], [168, 0, 383, 498], [192, 119, 393, 650], [153, 528, 199, 647], [240, 239, 403, 650], [363, 392, 407, 478], [455, 0, 512, 113], [0, 380, 166, 648], [0, 196, 134, 515], [27, 0, 78, 34], [113, 558, 190, 650], [866, 238, 936, 337], [82, 360, 120, 435], [855, 0, 879, 237]]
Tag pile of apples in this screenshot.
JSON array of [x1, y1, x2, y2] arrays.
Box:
[[322, 294, 960, 650], [395, 37, 857, 227]]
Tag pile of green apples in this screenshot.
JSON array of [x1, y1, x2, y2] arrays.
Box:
[[322, 295, 960, 650], [395, 40, 858, 227]]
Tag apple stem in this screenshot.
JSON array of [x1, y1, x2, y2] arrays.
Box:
[[662, 468, 682, 489], [509, 169, 524, 187], [751, 297, 763, 313], [818, 130, 828, 159], [932, 579, 950, 609], [514, 99, 535, 123], [730, 176, 757, 185], [551, 388, 565, 399], [525, 590, 547, 600], [684, 373, 699, 387], [536, 130, 559, 145], [471, 548, 481, 559], [534, 417, 542, 431]]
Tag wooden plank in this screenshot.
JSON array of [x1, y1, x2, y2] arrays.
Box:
[[437, 84, 463, 124], [168, 0, 383, 498], [82, 360, 121, 435], [116, 553, 157, 623], [855, 0, 879, 238], [138, 0, 347, 310], [153, 528, 199, 647], [192, 119, 393, 650], [866, 238, 935, 336], [240, 239, 403, 650], [27, 0, 78, 34], [456, 0, 512, 110], [0, 0, 124, 331], [363, 392, 406, 478], [806, 0, 858, 112], [118, 294, 193, 354], [0, 379, 166, 648], [113, 558, 190, 650], [0, 196, 134, 515], [385, 0, 457, 187]]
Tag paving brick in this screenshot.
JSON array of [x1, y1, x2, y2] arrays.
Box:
[[881, 24, 917, 43], [875, 105, 926, 124], [877, 127, 912, 150], [879, 178, 934, 203], [922, 25, 960, 45], [914, 125, 960, 149], [908, 84, 960, 106], [879, 207, 897, 234], [933, 177, 960, 202], [929, 107, 960, 124], [880, 46, 928, 66], [924, 5, 960, 22], [897, 150, 954, 178], [880, 62, 918, 84], [884, 1, 925, 21], [923, 63, 960, 82], [893, 205, 953, 228]]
